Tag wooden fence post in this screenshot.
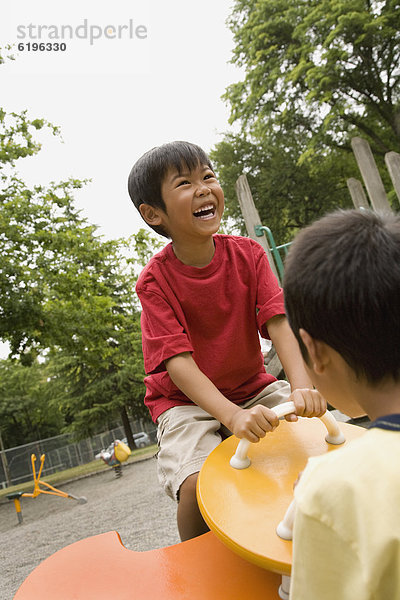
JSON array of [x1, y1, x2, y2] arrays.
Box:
[[351, 137, 392, 212], [235, 174, 284, 378], [235, 174, 279, 279], [346, 177, 370, 209], [385, 151, 400, 205]]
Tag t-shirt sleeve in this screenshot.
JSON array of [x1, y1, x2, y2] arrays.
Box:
[[291, 459, 366, 600], [254, 245, 285, 337], [290, 506, 364, 600], [138, 289, 194, 374]]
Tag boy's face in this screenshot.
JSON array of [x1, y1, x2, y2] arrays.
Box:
[[158, 163, 224, 243]]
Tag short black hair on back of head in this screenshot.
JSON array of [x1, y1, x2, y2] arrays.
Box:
[[127, 141, 214, 238], [284, 209, 400, 385]]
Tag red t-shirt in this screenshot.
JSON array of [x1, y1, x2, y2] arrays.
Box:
[[136, 234, 285, 422]]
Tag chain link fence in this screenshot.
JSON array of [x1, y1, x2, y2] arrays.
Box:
[[0, 419, 157, 489]]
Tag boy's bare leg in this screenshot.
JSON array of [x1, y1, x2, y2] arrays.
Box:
[[177, 473, 209, 541]]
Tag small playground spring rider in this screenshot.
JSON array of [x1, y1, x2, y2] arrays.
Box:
[[96, 440, 131, 478], [7, 453, 87, 525]]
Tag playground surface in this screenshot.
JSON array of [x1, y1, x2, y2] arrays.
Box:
[[0, 456, 179, 600]]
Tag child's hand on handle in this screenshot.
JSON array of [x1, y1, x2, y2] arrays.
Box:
[[229, 405, 280, 442], [285, 388, 327, 422]]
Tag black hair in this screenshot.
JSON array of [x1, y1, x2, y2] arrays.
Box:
[[284, 209, 400, 384], [127, 141, 214, 238]]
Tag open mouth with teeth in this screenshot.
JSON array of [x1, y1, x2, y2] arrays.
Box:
[[193, 204, 217, 220]]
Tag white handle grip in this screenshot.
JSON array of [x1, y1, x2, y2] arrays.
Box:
[[230, 401, 345, 469], [276, 499, 296, 540]]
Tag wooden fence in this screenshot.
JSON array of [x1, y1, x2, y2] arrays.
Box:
[[347, 137, 400, 212]]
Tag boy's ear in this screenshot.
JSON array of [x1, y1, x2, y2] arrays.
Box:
[[139, 204, 164, 227], [299, 329, 329, 375]]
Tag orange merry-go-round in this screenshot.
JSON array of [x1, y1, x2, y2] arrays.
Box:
[[14, 403, 365, 600]]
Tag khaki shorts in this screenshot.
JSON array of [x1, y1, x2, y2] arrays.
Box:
[[156, 379, 291, 501]]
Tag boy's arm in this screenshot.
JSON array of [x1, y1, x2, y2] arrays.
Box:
[[266, 314, 326, 419], [165, 352, 279, 442]]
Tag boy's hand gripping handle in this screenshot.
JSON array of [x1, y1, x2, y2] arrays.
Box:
[[229, 401, 345, 470]]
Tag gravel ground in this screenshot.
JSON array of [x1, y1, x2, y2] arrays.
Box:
[[0, 456, 179, 600]]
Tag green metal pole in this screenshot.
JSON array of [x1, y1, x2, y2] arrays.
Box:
[[254, 225, 285, 284]]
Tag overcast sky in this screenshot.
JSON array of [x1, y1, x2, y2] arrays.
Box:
[[2, 0, 242, 241]]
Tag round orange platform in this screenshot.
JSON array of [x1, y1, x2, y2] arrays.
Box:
[[197, 418, 365, 575]]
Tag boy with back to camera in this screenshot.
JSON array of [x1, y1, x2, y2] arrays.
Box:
[[284, 209, 400, 599], [128, 141, 326, 541]]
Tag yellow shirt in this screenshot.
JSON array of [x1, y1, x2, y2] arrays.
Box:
[[291, 427, 400, 599]]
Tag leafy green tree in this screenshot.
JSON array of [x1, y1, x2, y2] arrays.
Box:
[[225, 0, 400, 155], [0, 56, 163, 447], [0, 227, 160, 448], [46, 314, 148, 444], [211, 0, 400, 241], [0, 360, 63, 447], [1, 162, 159, 444], [0, 174, 94, 361], [44, 232, 162, 445], [0, 101, 90, 360]]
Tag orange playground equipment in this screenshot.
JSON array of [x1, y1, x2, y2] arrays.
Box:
[[14, 530, 282, 600], [13, 408, 365, 599], [7, 453, 87, 524]]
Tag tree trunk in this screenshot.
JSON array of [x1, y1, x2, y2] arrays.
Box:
[[0, 429, 12, 487], [120, 405, 136, 449], [392, 109, 400, 142]]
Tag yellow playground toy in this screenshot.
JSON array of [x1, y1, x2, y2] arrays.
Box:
[[7, 453, 87, 525], [96, 439, 132, 477]]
